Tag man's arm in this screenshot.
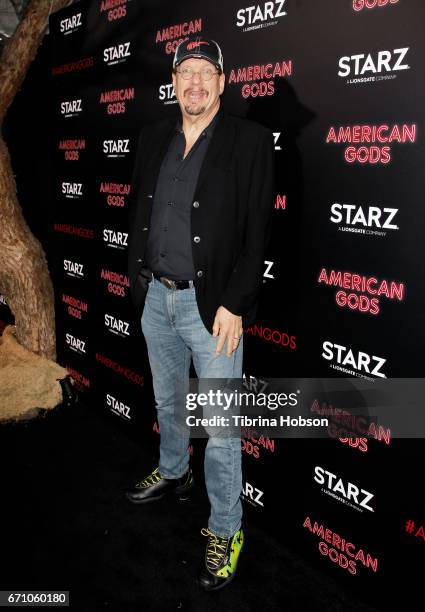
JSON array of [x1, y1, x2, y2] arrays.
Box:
[[219, 128, 275, 317], [127, 126, 148, 235]]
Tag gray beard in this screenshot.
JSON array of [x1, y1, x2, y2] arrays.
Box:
[[184, 105, 206, 116]]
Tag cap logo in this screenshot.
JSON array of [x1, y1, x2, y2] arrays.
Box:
[[186, 41, 210, 50]]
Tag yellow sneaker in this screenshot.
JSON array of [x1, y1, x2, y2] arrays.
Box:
[[197, 527, 244, 591]]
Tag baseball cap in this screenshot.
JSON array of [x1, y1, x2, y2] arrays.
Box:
[[173, 36, 224, 72]]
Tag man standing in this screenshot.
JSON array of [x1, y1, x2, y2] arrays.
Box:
[[126, 36, 275, 591]]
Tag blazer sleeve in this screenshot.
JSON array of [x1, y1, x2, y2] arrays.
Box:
[[219, 128, 275, 317], [127, 126, 147, 235]]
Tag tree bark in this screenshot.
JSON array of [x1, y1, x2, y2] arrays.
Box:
[[0, 0, 73, 359]]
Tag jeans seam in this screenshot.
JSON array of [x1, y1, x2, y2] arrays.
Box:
[[225, 350, 237, 526]]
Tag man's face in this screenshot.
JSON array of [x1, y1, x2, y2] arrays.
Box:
[[172, 57, 225, 117]]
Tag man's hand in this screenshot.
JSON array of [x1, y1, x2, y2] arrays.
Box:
[[212, 306, 243, 357]]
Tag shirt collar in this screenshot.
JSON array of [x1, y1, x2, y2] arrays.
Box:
[[175, 106, 221, 139]]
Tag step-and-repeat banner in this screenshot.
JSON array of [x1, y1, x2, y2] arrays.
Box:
[[1, 0, 418, 605]]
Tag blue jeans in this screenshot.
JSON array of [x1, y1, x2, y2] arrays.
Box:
[[141, 277, 243, 538]]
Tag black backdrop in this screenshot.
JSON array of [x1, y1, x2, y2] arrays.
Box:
[[2, 0, 425, 607]]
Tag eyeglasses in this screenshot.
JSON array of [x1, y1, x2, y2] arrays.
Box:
[[175, 66, 219, 81]]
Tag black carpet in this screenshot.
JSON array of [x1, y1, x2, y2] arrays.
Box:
[[0, 401, 380, 611]]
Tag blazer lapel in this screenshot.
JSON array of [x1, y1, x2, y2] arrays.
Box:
[[143, 118, 176, 194], [194, 108, 233, 195]]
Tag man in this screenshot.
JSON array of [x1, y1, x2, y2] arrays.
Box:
[[126, 36, 275, 591]]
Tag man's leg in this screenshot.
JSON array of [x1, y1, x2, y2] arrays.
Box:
[[141, 278, 192, 479], [173, 286, 244, 589], [173, 287, 243, 537], [192, 337, 243, 538]]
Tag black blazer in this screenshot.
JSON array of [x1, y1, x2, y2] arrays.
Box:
[[127, 105, 275, 335]]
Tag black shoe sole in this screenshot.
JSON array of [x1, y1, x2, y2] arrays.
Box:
[[198, 570, 237, 592], [125, 478, 194, 505], [126, 491, 167, 504]]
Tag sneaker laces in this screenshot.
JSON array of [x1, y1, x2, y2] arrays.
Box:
[[135, 467, 162, 488], [201, 527, 229, 570]]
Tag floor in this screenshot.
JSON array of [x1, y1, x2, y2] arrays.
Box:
[[0, 400, 381, 611]]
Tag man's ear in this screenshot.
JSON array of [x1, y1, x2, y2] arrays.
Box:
[[219, 72, 225, 95]]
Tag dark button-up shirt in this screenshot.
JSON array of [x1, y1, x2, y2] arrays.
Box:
[[144, 111, 219, 280]]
